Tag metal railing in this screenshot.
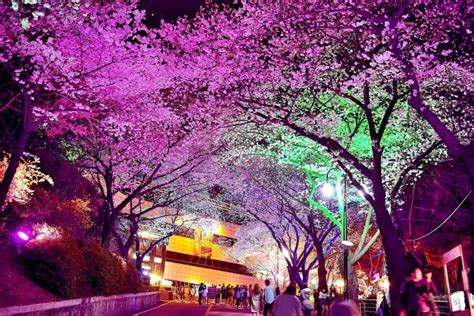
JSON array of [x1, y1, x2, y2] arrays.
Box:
[[358, 299, 450, 316]]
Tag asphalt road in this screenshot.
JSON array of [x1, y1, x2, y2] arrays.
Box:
[[134, 302, 252, 316]]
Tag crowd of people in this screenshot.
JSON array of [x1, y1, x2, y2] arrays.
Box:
[[172, 279, 358, 316], [170, 266, 441, 316]]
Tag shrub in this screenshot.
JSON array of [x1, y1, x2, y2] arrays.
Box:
[[82, 241, 127, 296], [20, 235, 86, 298], [81, 241, 142, 295], [20, 235, 142, 298]]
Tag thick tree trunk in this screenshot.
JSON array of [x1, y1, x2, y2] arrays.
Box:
[[370, 146, 407, 315], [373, 198, 406, 316], [0, 95, 32, 210], [315, 243, 328, 291]]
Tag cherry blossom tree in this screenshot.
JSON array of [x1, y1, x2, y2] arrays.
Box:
[[227, 223, 289, 286], [0, 1, 158, 210], [62, 105, 220, 247], [0, 152, 53, 205], [156, 3, 467, 311], [214, 156, 339, 289]]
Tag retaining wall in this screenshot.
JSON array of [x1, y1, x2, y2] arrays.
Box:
[[0, 292, 159, 316]]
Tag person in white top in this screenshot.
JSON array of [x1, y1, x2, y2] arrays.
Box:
[[263, 279, 276, 316], [271, 285, 303, 316], [250, 284, 263, 316]]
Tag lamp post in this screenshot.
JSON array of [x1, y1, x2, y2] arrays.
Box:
[[325, 169, 351, 300]]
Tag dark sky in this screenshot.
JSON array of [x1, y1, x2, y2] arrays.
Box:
[[141, 0, 238, 27], [142, 0, 205, 24]]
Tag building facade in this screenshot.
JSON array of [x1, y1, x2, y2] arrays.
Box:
[[139, 219, 260, 287]]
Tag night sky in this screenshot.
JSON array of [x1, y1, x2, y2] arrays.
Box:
[[142, 0, 238, 26]]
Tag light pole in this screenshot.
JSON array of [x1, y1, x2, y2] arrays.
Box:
[[324, 169, 352, 300]]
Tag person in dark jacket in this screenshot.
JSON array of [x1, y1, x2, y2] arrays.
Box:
[[198, 283, 206, 305], [400, 267, 431, 316]]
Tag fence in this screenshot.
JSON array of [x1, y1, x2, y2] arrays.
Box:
[[359, 299, 450, 316], [0, 292, 159, 316]]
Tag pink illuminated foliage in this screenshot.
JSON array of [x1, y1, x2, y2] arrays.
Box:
[[0, 1, 162, 209], [157, 3, 471, 312]]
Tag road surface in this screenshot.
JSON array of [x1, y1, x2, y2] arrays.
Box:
[[134, 302, 255, 316]]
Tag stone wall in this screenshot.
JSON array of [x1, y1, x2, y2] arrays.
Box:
[[0, 292, 158, 316]]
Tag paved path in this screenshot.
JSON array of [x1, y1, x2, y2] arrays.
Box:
[[134, 301, 319, 316], [134, 302, 253, 316], [135, 302, 208, 316]]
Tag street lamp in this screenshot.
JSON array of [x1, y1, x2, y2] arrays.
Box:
[[324, 168, 350, 300]]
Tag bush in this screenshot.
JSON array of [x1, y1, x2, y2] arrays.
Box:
[[20, 236, 142, 298], [82, 241, 127, 296], [20, 235, 86, 298]]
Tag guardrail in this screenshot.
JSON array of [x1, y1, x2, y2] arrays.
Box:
[[358, 299, 450, 316], [0, 292, 159, 316]]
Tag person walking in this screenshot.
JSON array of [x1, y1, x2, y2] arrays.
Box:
[[229, 286, 235, 306], [275, 286, 281, 296], [235, 284, 242, 309], [263, 279, 276, 316], [424, 270, 440, 316], [400, 267, 431, 316], [198, 283, 206, 305], [271, 285, 303, 316], [300, 284, 313, 316], [242, 285, 249, 308], [250, 284, 263, 316], [319, 288, 329, 316], [216, 284, 221, 304], [179, 283, 185, 302], [202, 285, 208, 305]]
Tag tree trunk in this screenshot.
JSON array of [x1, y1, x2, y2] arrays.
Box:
[[373, 199, 406, 316], [101, 219, 113, 247], [370, 147, 407, 315], [348, 263, 358, 301], [301, 269, 310, 286], [0, 95, 32, 211], [315, 243, 328, 291], [136, 256, 144, 271], [461, 141, 474, 192]]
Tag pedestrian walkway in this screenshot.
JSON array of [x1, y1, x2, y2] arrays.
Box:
[[208, 305, 251, 315], [133, 301, 319, 315], [133, 301, 208, 316]]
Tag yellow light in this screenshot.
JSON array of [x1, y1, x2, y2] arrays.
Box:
[[335, 279, 345, 288], [150, 273, 161, 285], [160, 279, 173, 287], [380, 278, 390, 290]]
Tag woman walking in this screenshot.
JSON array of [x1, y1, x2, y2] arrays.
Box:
[[250, 284, 263, 316]]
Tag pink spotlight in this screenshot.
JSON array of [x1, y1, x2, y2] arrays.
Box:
[[17, 231, 29, 241]]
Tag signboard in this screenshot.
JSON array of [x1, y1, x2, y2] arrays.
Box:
[[451, 291, 467, 312], [212, 234, 237, 247]]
